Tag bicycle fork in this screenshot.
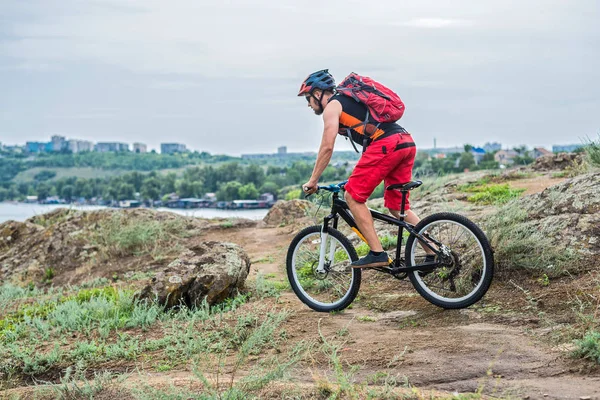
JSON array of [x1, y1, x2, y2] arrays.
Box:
[[316, 224, 338, 274]]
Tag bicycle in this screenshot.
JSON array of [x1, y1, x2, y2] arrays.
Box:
[[286, 180, 494, 312]]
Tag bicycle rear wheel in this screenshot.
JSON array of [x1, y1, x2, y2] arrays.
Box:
[[286, 225, 360, 312], [405, 212, 494, 309]]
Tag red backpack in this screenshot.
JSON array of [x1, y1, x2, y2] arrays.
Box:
[[336, 73, 405, 123]]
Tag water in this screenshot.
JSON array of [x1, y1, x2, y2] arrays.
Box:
[[0, 202, 269, 224]]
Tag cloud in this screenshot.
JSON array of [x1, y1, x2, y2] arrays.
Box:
[[148, 81, 206, 90], [401, 18, 473, 28], [46, 112, 119, 120], [0, 62, 61, 71]]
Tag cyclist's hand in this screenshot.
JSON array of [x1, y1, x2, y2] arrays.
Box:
[[302, 181, 318, 196]]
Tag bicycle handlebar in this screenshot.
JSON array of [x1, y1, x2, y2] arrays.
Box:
[[304, 180, 348, 198], [317, 180, 348, 193]]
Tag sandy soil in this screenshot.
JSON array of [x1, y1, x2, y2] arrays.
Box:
[[196, 220, 600, 399]]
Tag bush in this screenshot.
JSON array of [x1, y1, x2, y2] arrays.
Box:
[[572, 330, 600, 365], [91, 212, 187, 259], [584, 134, 600, 168]]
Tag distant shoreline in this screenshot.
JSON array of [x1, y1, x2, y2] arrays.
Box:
[[0, 202, 269, 223]]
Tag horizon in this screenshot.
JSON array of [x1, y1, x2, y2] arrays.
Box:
[[0, 135, 590, 157]]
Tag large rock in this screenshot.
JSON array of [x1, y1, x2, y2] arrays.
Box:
[[137, 241, 251, 308], [488, 172, 600, 275], [0, 208, 250, 291], [515, 172, 599, 253], [531, 152, 583, 171], [263, 199, 312, 226]]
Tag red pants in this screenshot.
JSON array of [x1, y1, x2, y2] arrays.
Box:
[[345, 133, 416, 210]]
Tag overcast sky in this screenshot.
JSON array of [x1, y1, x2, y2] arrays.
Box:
[[1, 0, 598, 155]]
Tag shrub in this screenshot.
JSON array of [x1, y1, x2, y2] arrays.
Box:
[[572, 330, 600, 365], [584, 134, 600, 168], [91, 212, 186, 259]]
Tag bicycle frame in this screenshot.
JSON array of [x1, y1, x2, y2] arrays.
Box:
[[319, 190, 442, 275]]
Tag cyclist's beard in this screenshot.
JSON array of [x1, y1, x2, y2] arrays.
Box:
[[313, 100, 324, 115]]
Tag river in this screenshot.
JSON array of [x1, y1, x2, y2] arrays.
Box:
[[0, 202, 269, 224]]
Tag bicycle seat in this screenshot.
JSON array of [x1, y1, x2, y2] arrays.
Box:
[[386, 180, 423, 191]]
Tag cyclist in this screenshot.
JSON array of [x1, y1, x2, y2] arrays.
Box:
[[299, 69, 424, 268]]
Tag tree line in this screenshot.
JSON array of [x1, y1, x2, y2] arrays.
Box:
[[0, 161, 350, 203], [0, 144, 548, 203]]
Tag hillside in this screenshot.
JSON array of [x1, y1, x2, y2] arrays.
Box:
[[0, 156, 599, 399]]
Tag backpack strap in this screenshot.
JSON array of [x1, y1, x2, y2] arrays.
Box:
[[345, 129, 361, 153]]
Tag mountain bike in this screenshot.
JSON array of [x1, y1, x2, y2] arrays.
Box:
[[286, 181, 494, 312]]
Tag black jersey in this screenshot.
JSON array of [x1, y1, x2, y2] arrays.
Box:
[[329, 93, 406, 146]]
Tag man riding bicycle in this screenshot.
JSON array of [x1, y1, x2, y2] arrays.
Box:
[[299, 69, 424, 268]]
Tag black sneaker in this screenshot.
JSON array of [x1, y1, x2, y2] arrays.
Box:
[[351, 251, 390, 269]]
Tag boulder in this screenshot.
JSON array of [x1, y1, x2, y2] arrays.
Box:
[[263, 199, 313, 226], [531, 152, 583, 171], [515, 172, 599, 254], [137, 241, 251, 308], [0, 208, 250, 293], [488, 172, 600, 275], [0, 220, 44, 250]]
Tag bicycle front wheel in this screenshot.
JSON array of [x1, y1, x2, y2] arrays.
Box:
[[405, 212, 494, 309], [286, 225, 361, 312]]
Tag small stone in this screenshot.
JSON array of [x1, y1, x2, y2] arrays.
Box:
[[579, 396, 591, 400]]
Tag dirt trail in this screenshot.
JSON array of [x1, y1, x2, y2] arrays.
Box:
[[202, 221, 600, 399], [4, 177, 598, 399]]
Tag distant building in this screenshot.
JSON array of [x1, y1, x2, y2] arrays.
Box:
[[95, 142, 129, 152], [471, 147, 486, 164], [259, 192, 275, 203], [277, 146, 287, 155], [161, 143, 187, 154], [51, 135, 68, 152], [241, 151, 316, 159], [133, 143, 147, 153], [483, 142, 502, 153], [552, 144, 584, 153], [203, 193, 217, 202], [532, 147, 552, 158], [494, 149, 519, 165], [26, 141, 52, 153], [68, 139, 93, 153]]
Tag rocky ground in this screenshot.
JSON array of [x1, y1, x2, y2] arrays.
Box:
[[1, 154, 599, 399]]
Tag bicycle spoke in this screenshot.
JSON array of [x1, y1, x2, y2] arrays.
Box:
[[290, 231, 355, 307], [409, 217, 489, 303]]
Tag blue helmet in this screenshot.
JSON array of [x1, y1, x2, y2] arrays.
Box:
[[298, 69, 336, 96]]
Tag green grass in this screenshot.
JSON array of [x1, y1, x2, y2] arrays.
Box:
[[584, 134, 600, 168], [357, 315, 377, 322], [410, 173, 459, 202], [12, 167, 125, 182], [460, 183, 525, 205], [0, 281, 292, 392], [253, 273, 289, 299], [90, 212, 188, 260], [485, 201, 581, 276], [354, 234, 399, 257], [572, 331, 600, 365]]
